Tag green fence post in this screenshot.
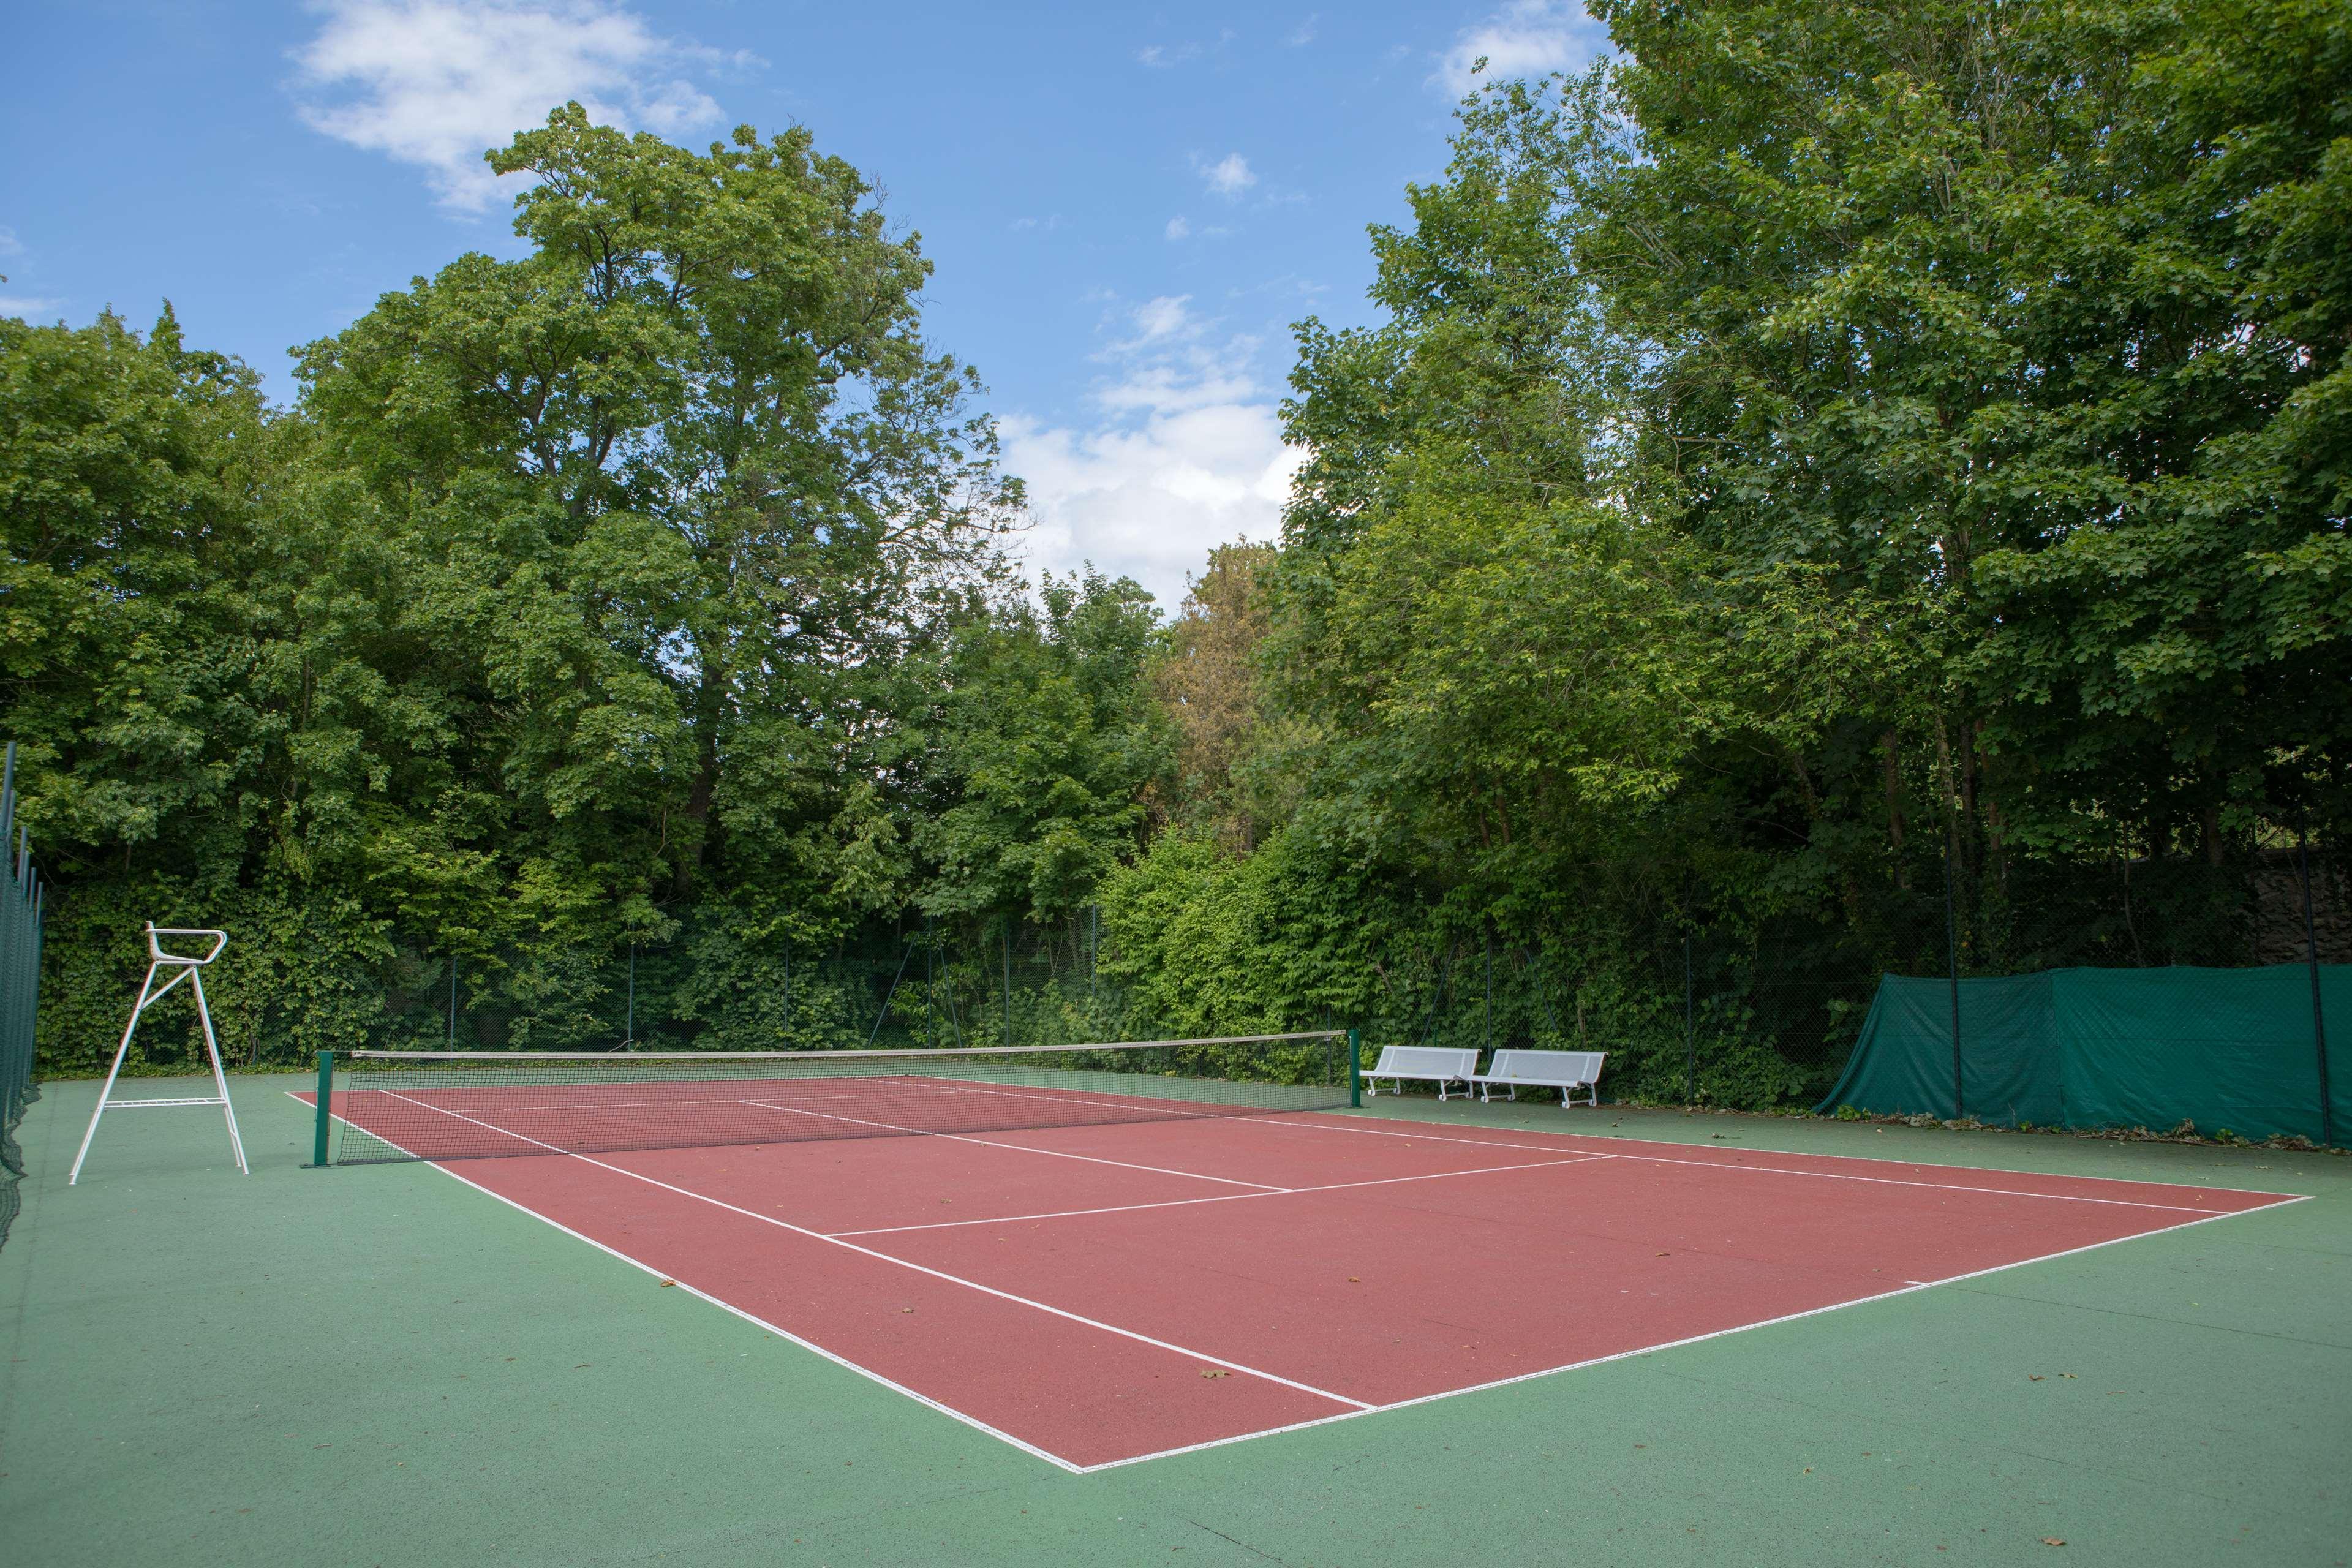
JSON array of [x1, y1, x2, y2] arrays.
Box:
[[1348, 1028, 1362, 1108], [1944, 845, 1964, 1119], [2300, 823, 2333, 1147], [311, 1049, 333, 1167]]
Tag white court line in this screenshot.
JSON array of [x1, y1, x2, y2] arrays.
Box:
[[287, 1092, 1088, 1473], [1272, 1106, 2318, 1196], [1077, 1195, 2314, 1471], [364, 1088, 1372, 1412], [734, 1099, 1283, 1191], [289, 1090, 2312, 1473], [1241, 1115, 2297, 1213], [826, 1155, 1608, 1237], [854, 1074, 1235, 1120]]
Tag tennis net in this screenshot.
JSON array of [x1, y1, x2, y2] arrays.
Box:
[[318, 1031, 1356, 1164]]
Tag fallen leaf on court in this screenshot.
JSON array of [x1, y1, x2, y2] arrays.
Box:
[[2029, 1374, 2044, 1381], [660, 1280, 677, 1288], [900, 1307, 916, 1314], [1655, 1251, 1670, 1257], [2041, 1539, 2065, 1547], [1200, 1369, 1230, 1379], [1802, 1467, 1812, 1474]]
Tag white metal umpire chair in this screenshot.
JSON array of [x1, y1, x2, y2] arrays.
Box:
[[69, 924, 248, 1183]]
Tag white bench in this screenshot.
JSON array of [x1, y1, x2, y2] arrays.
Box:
[[1469, 1049, 1606, 1109], [1362, 1046, 1481, 1101]]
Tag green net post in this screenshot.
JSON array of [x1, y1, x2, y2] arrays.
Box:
[[311, 1050, 333, 1167], [1348, 1028, 1362, 1107]]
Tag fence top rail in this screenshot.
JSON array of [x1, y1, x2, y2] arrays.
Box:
[[350, 1031, 1349, 1064]]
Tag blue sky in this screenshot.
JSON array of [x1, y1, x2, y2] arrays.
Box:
[[1, 1, 1607, 608]]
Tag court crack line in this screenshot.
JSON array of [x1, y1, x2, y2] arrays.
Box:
[[1180, 1517, 1288, 1561]]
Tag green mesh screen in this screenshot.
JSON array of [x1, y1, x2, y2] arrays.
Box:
[[1819, 965, 2346, 1142]]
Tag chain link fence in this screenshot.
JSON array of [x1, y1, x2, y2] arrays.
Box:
[[1362, 842, 2343, 1139], [1, 744, 48, 1253], [368, 911, 1134, 1058], [34, 838, 2347, 1147]]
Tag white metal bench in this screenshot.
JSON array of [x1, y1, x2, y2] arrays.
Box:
[[1363, 1045, 1481, 1101], [1469, 1049, 1606, 1109]]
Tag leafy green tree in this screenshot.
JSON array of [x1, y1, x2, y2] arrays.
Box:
[[0, 307, 276, 873], [1586, 0, 2352, 867], [300, 107, 1021, 920], [1116, 0, 2352, 1102], [918, 571, 1172, 930], [3, 107, 1034, 1066]]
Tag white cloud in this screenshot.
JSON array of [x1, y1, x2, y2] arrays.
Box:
[[1164, 215, 1190, 241], [1137, 42, 1200, 68], [1434, 1, 1607, 96], [1128, 296, 1193, 343], [1286, 16, 1319, 47], [1197, 152, 1256, 199], [1001, 296, 1302, 612], [0, 296, 66, 319], [0, 228, 24, 258], [291, 0, 734, 211]]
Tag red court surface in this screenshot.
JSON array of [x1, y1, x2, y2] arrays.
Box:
[[300, 1095, 2304, 1471]]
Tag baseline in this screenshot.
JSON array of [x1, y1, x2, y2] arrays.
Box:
[[1079, 1196, 2307, 1472]]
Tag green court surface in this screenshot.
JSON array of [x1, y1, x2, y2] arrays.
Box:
[[3, 1075, 2346, 1567]]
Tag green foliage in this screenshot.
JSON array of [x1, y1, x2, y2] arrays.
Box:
[[0, 108, 1150, 1071], [919, 572, 1172, 926], [1108, 0, 2352, 1108], [10, 10, 2348, 1108]]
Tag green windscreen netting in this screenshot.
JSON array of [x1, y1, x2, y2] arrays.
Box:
[[1817, 964, 2348, 1142], [0, 743, 44, 1253]]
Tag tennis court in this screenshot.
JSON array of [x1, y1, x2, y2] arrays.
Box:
[[293, 1044, 2301, 1472], [8, 1063, 2348, 1566]]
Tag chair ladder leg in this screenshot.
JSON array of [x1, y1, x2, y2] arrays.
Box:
[[69, 960, 164, 1185], [190, 967, 248, 1175]]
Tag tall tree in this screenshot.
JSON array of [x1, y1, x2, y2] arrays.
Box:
[[296, 107, 1023, 919], [919, 571, 1171, 929]]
